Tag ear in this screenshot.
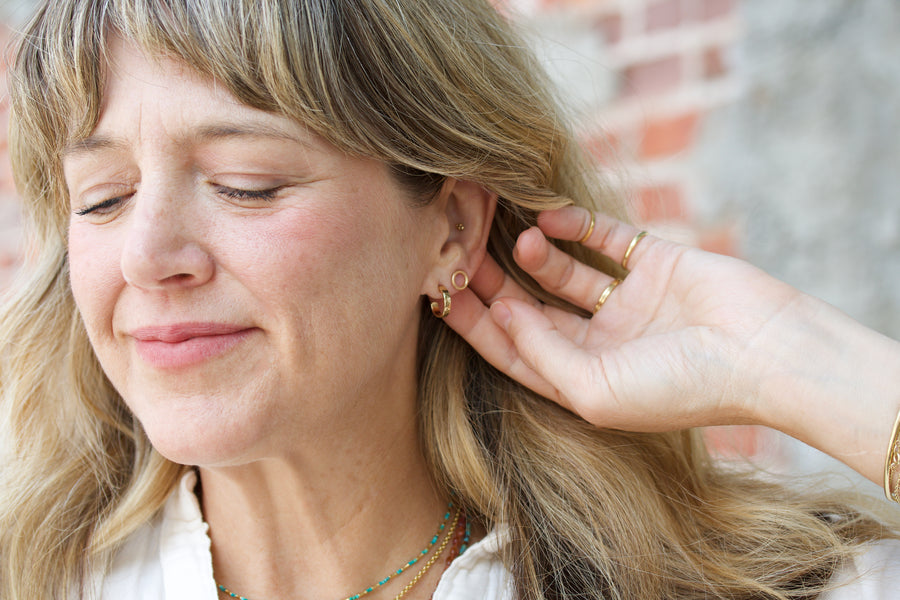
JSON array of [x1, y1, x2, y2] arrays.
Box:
[[420, 178, 497, 298]]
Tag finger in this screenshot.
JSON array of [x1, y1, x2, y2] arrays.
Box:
[[465, 249, 594, 342], [469, 239, 601, 340], [538, 207, 653, 271], [491, 298, 613, 414], [468, 252, 540, 308], [444, 289, 559, 399], [515, 226, 622, 314], [541, 302, 593, 344]]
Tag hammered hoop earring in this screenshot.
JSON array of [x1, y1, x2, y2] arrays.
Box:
[[451, 270, 469, 291], [431, 285, 451, 318]]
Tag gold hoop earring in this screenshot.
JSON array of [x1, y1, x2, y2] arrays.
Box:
[[430, 285, 451, 318], [451, 270, 469, 291]]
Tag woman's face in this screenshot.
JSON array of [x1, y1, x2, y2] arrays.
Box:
[[63, 39, 446, 465]]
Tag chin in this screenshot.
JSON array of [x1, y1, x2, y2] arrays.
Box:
[[146, 429, 264, 468], [136, 402, 273, 468]]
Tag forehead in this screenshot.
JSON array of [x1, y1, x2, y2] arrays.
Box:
[[100, 38, 251, 132], [63, 37, 317, 159]]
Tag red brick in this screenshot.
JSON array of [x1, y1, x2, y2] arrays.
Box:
[[594, 13, 623, 45], [703, 425, 767, 459], [0, 160, 14, 194], [635, 184, 685, 222], [538, 0, 596, 7], [646, 0, 682, 33], [638, 112, 698, 158], [700, 0, 735, 20], [703, 46, 728, 79], [698, 226, 740, 257], [622, 55, 682, 97], [584, 130, 625, 167], [0, 251, 17, 269]]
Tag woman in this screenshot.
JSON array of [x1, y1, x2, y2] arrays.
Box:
[[1, 0, 899, 599]]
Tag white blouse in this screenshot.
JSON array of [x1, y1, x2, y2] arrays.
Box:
[[90, 471, 900, 599]]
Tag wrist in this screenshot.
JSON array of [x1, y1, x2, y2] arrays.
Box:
[[751, 293, 900, 484]]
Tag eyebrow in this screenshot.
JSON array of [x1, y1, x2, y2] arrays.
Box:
[[61, 121, 313, 158]]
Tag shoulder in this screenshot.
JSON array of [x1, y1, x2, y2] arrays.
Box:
[[91, 510, 165, 598], [437, 532, 900, 600], [821, 538, 900, 600], [90, 470, 218, 600]]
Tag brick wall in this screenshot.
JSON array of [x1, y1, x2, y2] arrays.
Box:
[[0, 23, 21, 292], [521, 0, 742, 246], [514, 0, 783, 466]]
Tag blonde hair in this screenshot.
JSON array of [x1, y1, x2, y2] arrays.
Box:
[[0, 0, 892, 598]]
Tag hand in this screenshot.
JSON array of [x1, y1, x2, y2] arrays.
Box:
[[447, 206, 820, 432], [447, 205, 900, 483]]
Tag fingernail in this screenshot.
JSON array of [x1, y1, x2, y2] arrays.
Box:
[[490, 301, 512, 330]]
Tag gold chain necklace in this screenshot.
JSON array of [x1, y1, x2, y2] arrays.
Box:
[[216, 504, 462, 600]]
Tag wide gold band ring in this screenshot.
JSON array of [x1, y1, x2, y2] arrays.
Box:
[[621, 231, 648, 270], [593, 279, 622, 313]]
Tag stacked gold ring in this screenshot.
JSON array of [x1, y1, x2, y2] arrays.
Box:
[[578, 213, 595, 244], [622, 230, 648, 270], [593, 279, 622, 313]]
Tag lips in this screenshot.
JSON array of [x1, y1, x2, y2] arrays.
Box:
[[130, 323, 254, 369]]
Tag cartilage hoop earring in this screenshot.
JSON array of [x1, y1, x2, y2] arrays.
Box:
[[431, 285, 451, 318], [451, 270, 469, 291]]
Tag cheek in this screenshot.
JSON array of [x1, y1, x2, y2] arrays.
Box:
[[226, 202, 423, 343], [67, 223, 124, 336], [227, 207, 361, 289]]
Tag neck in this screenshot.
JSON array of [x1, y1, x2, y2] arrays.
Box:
[[200, 406, 449, 600]]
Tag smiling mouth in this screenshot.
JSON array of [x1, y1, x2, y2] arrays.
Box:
[[130, 324, 255, 369]]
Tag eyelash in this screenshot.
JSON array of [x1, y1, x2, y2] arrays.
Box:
[[214, 185, 281, 201], [74, 185, 282, 217], [74, 196, 127, 217]]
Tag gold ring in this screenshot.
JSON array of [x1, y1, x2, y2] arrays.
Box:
[[577, 212, 595, 244], [621, 231, 648, 270], [593, 279, 622, 313]]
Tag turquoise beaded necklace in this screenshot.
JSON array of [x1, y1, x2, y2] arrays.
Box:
[[216, 502, 458, 600]]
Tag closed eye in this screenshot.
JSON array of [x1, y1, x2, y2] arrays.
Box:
[[74, 196, 128, 216], [215, 185, 282, 201]]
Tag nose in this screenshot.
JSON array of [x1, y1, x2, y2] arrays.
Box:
[[120, 190, 215, 290]]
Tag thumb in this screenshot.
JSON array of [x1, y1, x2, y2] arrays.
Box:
[[491, 298, 605, 414]]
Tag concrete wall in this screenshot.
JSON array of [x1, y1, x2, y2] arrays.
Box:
[[694, 0, 900, 339], [521, 0, 900, 487], [690, 0, 900, 488]]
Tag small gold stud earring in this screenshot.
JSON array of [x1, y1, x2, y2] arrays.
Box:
[[455, 223, 465, 231]]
